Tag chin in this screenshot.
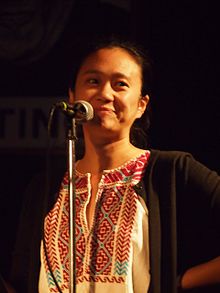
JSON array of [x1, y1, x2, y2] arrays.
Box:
[[92, 116, 115, 128]]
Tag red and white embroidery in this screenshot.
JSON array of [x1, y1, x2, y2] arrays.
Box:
[[43, 151, 150, 291]]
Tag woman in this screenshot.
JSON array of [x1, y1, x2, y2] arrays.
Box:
[[10, 37, 220, 293]]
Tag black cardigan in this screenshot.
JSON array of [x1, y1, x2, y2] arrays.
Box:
[[10, 150, 220, 293]]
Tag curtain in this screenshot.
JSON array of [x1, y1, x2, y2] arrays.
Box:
[[0, 0, 74, 64]]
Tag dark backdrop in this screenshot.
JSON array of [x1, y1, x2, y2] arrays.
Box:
[[0, 0, 219, 280]]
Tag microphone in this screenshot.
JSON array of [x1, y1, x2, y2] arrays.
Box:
[[55, 100, 94, 122]]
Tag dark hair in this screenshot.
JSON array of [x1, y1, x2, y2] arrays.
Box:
[[68, 36, 153, 149]]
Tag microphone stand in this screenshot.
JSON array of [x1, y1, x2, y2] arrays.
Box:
[[66, 117, 77, 293], [49, 100, 93, 293]]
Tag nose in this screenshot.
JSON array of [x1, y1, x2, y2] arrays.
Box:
[[96, 82, 114, 102]]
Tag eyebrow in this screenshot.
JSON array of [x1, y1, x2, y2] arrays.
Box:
[[82, 69, 132, 81], [82, 69, 101, 75]]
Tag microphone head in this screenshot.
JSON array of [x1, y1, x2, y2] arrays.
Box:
[[73, 100, 94, 122]]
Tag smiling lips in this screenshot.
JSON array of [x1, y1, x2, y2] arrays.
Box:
[[96, 106, 115, 113]]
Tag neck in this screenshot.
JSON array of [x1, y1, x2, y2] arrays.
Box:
[[77, 135, 145, 174]]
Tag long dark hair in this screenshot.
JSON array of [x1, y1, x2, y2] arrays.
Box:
[[68, 36, 153, 150]]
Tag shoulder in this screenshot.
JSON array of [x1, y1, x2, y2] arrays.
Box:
[[146, 149, 218, 181], [149, 149, 192, 160], [148, 149, 194, 169], [147, 149, 220, 187]]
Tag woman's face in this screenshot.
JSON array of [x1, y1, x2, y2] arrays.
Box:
[[70, 47, 149, 139]]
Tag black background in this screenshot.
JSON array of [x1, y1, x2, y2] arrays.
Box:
[[0, 0, 219, 280]]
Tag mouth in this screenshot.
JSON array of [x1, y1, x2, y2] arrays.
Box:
[[95, 106, 116, 116], [96, 106, 115, 114]]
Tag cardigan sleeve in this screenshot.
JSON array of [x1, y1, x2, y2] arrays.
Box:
[[10, 174, 46, 293], [144, 149, 220, 293], [10, 160, 66, 293], [175, 152, 220, 268], [178, 153, 220, 226]]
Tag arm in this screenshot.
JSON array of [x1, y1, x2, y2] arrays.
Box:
[[178, 154, 220, 290], [145, 150, 220, 292], [0, 274, 16, 293], [180, 256, 220, 290], [9, 174, 45, 292]]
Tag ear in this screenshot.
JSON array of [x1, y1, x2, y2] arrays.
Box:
[[68, 88, 75, 104], [136, 95, 150, 118]]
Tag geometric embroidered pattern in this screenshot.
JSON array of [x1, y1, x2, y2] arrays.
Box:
[[43, 151, 150, 291]]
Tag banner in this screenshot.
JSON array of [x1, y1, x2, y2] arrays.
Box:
[[0, 97, 67, 149]]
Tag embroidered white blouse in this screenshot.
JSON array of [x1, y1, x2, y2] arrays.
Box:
[[39, 151, 151, 293]]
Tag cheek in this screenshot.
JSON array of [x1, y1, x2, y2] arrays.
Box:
[[73, 89, 87, 102], [125, 96, 140, 113], [117, 91, 139, 106], [74, 85, 98, 101], [73, 79, 88, 98], [116, 101, 139, 120]]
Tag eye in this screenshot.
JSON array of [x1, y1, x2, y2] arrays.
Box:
[[116, 81, 128, 87], [87, 78, 98, 84]]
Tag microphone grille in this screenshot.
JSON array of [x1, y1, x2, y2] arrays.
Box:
[[73, 100, 94, 122]]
